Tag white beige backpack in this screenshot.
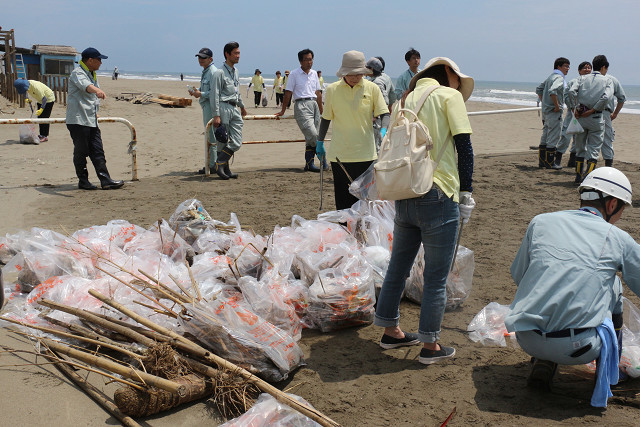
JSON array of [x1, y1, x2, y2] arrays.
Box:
[[374, 85, 445, 200]]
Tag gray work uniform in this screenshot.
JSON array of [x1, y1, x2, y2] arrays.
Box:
[[568, 72, 613, 160], [212, 63, 244, 152], [199, 63, 218, 166], [602, 74, 626, 161], [394, 68, 416, 101], [536, 72, 565, 149]]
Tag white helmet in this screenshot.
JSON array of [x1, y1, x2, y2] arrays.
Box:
[[579, 167, 633, 206]]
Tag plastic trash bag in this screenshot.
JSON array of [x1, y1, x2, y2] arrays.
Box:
[[220, 393, 321, 427], [19, 124, 39, 144], [178, 298, 304, 382], [566, 110, 584, 135], [349, 162, 378, 201], [467, 302, 512, 347], [620, 297, 640, 378], [404, 246, 475, 310]]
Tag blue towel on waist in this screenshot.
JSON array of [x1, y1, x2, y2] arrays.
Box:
[[591, 317, 619, 407]]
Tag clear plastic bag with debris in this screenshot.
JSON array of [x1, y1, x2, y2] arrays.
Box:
[[620, 297, 640, 378], [220, 393, 321, 427], [467, 302, 513, 347]]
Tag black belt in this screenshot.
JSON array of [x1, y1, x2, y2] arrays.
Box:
[[533, 328, 589, 338], [222, 100, 237, 107], [295, 97, 315, 101]]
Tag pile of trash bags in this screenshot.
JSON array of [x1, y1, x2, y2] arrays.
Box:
[[1, 199, 475, 382]]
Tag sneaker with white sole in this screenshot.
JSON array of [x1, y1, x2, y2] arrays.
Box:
[[419, 345, 456, 364], [379, 332, 421, 349]]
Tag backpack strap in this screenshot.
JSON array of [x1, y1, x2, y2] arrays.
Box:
[[411, 85, 448, 168]]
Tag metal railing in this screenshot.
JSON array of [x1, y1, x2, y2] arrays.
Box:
[[0, 117, 138, 180]]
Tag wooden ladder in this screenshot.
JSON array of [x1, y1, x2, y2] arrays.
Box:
[[14, 53, 26, 79]]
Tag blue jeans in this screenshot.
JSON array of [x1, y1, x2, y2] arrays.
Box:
[[374, 186, 460, 343]]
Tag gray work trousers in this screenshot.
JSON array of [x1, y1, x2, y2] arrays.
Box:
[[574, 113, 605, 161], [218, 102, 244, 153], [602, 110, 615, 160], [540, 110, 563, 149], [294, 98, 320, 149]]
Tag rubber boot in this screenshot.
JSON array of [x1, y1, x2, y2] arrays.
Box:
[[544, 148, 555, 169], [552, 152, 563, 170], [527, 358, 558, 391], [574, 157, 584, 184], [96, 163, 124, 190], [538, 145, 546, 168], [214, 148, 232, 180], [223, 155, 238, 179], [585, 159, 597, 177], [567, 152, 576, 168], [304, 148, 320, 172], [605, 158, 613, 167], [76, 165, 97, 190]]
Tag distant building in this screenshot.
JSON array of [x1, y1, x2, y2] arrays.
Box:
[[0, 43, 77, 79]]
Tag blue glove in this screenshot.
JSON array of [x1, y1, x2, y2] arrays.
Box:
[[316, 141, 325, 160], [380, 127, 387, 138]]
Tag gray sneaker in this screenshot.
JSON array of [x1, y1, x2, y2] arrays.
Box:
[[419, 345, 456, 364], [379, 332, 421, 349]]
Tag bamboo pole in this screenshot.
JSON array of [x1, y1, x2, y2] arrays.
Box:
[[44, 349, 142, 427], [88, 289, 341, 427], [42, 339, 186, 397]]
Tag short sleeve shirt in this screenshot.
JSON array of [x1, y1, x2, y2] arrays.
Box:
[[322, 78, 389, 162], [285, 67, 321, 100], [402, 78, 472, 202]]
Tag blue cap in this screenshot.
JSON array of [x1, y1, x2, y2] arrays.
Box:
[[195, 48, 213, 58], [215, 125, 229, 144], [82, 47, 108, 59], [13, 79, 29, 94]]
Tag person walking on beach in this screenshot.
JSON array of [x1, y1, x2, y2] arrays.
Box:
[[273, 71, 284, 107], [536, 57, 570, 169], [559, 61, 592, 168], [211, 41, 247, 180], [66, 47, 124, 191], [248, 69, 265, 108], [394, 47, 420, 101], [366, 57, 397, 150], [13, 78, 55, 143], [275, 49, 324, 172], [316, 50, 389, 209], [567, 54, 613, 183], [374, 57, 475, 365], [283, 70, 291, 109], [317, 70, 324, 93], [505, 167, 638, 406], [189, 47, 218, 174], [601, 68, 626, 167], [113, 66, 119, 80]]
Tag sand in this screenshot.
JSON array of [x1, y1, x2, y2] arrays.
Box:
[[1, 77, 640, 426]]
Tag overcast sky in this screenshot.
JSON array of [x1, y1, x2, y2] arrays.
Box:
[[3, 0, 639, 84]]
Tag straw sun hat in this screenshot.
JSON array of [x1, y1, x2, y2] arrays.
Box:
[[336, 50, 371, 78], [409, 57, 474, 101]]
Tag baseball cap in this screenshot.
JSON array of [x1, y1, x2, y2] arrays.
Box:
[[196, 48, 213, 58], [215, 125, 229, 144], [82, 47, 108, 59]]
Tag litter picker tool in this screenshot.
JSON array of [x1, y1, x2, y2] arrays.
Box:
[[335, 157, 353, 183], [451, 193, 470, 272], [319, 154, 324, 210]]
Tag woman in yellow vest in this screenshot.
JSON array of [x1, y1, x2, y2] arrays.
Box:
[[248, 69, 265, 108]]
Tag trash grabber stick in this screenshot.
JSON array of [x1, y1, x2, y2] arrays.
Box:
[[319, 154, 324, 210], [335, 157, 354, 183], [451, 219, 464, 272]]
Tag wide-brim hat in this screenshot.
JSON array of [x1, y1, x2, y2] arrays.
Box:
[[409, 57, 474, 101], [14, 79, 29, 94], [336, 50, 371, 78]]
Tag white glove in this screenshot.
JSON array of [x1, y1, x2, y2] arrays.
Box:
[[459, 191, 476, 224]]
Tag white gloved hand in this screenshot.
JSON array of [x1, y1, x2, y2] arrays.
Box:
[[459, 191, 476, 224]]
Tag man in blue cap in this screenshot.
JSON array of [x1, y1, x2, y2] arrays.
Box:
[[66, 47, 124, 190], [189, 47, 218, 174]]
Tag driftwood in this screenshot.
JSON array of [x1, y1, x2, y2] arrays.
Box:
[[44, 349, 142, 427], [114, 373, 213, 417], [88, 289, 341, 427]]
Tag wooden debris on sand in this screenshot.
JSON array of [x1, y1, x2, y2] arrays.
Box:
[[149, 94, 192, 108]]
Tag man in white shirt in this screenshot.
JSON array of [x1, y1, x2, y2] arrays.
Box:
[[275, 49, 325, 172]]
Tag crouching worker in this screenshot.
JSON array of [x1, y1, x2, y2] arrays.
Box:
[[505, 167, 640, 407]]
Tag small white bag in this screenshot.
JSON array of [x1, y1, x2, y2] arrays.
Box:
[[19, 124, 40, 144], [566, 110, 584, 135], [374, 86, 445, 201]]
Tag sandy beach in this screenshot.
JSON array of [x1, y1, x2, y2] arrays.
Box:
[[1, 77, 640, 426]]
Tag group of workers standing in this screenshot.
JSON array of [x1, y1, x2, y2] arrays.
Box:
[[536, 54, 626, 184]]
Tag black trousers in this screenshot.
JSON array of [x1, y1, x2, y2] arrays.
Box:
[[36, 102, 54, 136], [276, 92, 284, 105], [254, 91, 262, 106], [67, 124, 106, 171], [331, 160, 373, 210]]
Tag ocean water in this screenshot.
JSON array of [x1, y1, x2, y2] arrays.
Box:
[[97, 71, 640, 114]]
